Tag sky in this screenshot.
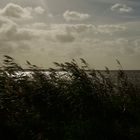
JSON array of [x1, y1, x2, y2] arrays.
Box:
[[0, 0, 140, 69]]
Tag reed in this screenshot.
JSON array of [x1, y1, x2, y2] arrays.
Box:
[[0, 55, 140, 140]]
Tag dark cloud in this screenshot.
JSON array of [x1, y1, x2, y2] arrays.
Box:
[[56, 33, 75, 43]]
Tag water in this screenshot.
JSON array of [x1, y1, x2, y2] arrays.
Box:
[[111, 70, 140, 86], [3, 70, 140, 86]]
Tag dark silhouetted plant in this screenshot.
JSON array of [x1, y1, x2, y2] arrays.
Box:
[[0, 56, 139, 140]]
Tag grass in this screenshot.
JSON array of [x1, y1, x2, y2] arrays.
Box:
[[0, 55, 140, 140]]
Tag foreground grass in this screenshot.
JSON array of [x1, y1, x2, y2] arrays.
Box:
[[0, 55, 140, 140]]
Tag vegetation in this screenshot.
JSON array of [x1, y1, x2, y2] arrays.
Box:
[[0, 55, 140, 140]]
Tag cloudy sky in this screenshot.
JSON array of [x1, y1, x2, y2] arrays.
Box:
[[0, 0, 140, 69]]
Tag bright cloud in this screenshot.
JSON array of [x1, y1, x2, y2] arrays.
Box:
[[34, 6, 45, 14], [97, 25, 126, 34], [63, 10, 90, 21], [111, 3, 133, 13], [0, 3, 46, 20], [0, 3, 31, 19]]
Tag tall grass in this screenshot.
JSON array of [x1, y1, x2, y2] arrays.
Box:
[[0, 55, 140, 140]]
